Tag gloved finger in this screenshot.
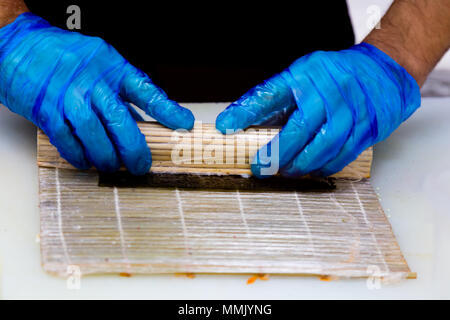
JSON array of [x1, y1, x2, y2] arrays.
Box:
[[92, 86, 151, 176], [315, 78, 375, 176], [250, 73, 328, 178], [120, 67, 194, 130], [252, 104, 297, 126], [215, 71, 296, 134], [31, 69, 91, 169], [39, 111, 91, 170], [280, 109, 352, 178], [64, 94, 121, 173], [314, 118, 372, 177], [280, 84, 355, 177]]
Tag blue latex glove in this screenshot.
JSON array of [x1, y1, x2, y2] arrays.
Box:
[[0, 13, 194, 175], [216, 43, 421, 178]]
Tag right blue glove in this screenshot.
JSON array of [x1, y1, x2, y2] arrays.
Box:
[[0, 13, 194, 175], [216, 43, 421, 178]]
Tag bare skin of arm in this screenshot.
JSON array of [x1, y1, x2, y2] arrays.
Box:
[[0, 0, 449, 86], [0, 0, 28, 28], [365, 0, 450, 87]]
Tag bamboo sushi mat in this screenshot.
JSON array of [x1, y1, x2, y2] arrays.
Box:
[[38, 167, 414, 280]]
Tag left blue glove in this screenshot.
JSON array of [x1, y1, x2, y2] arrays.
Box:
[[0, 13, 194, 175], [216, 43, 421, 178]]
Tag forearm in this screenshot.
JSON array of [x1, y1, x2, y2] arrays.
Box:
[[0, 0, 28, 28], [364, 0, 450, 87]]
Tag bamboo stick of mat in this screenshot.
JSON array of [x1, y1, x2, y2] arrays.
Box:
[[37, 122, 373, 179]]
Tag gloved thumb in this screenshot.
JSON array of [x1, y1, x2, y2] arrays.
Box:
[[215, 71, 295, 134]]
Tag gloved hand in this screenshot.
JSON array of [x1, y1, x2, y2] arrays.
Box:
[[216, 43, 421, 178], [0, 13, 194, 175]]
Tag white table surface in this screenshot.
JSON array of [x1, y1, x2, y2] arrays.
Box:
[[0, 98, 449, 299]]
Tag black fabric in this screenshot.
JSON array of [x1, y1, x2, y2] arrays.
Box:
[[24, 1, 355, 101]]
